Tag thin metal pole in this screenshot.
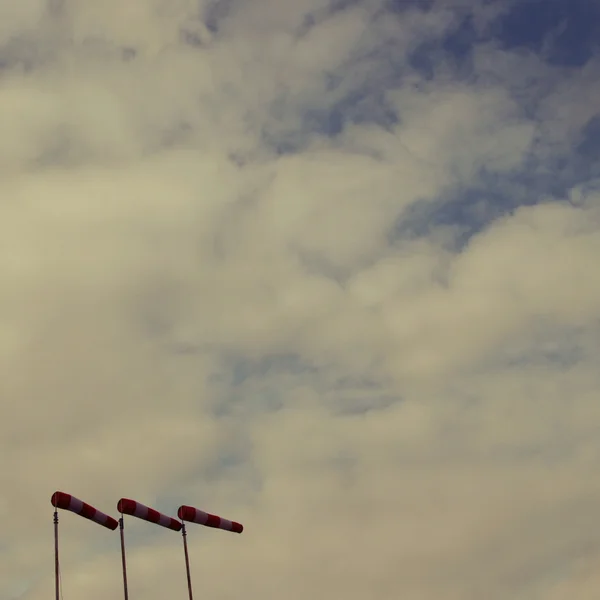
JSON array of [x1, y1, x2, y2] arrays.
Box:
[[119, 517, 129, 600], [182, 524, 194, 600], [54, 510, 60, 600]]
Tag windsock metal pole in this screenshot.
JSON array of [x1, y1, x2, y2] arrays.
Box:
[[54, 509, 59, 600], [178, 505, 244, 600], [51, 491, 118, 598], [116, 498, 182, 598], [181, 523, 194, 600], [119, 517, 129, 600]]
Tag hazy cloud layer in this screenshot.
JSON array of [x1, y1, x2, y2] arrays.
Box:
[[1, 1, 599, 598]]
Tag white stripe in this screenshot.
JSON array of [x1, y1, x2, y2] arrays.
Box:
[[70, 497, 83, 514], [220, 519, 233, 530], [96, 512, 108, 524], [134, 503, 149, 520], [158, 514, 171, 527]]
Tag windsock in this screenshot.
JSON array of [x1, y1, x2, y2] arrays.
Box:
[[51, 492, 118, 531], [178, 505, 243, 533], [117, 498, 182, 532]]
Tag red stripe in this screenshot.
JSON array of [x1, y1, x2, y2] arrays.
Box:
[[205, 514, 220, 528], [231, 521, 243, 533], [51, 491, 71, 510], [147, 508, 161, 524], [117, 498, 137, 515], [79, 502, 96, 520], [177, 505, 194, 521]]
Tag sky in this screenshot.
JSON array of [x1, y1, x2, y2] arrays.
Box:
[[1, 0, 599, 598]]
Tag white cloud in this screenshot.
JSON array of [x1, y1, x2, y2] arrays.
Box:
[[1, 0, 599, 599]]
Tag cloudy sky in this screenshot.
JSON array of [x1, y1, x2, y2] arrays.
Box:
[[1, 0, 600, 598]]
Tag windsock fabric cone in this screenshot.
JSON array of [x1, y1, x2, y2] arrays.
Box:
[[117, 498, 182, 531], [51, 492, 118, 530], [178, 505, 243, 533]]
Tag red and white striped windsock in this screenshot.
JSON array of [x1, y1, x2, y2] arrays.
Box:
[[178, 505, 243, 534], [51, 492, 118, 531], [117, 498, 182, 532]]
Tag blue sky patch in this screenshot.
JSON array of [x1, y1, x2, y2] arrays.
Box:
[[490, 0, 600, 67]]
